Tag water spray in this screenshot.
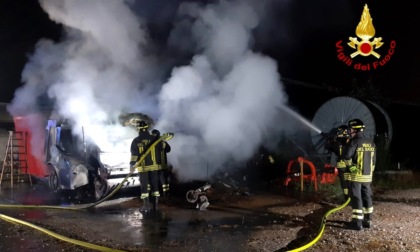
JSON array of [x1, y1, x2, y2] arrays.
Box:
[[279, 104, 322, 134]]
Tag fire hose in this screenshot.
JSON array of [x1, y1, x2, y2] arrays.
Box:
[[287, 197, 351, 252], [0, 213, 125, 252], [0, 133, 173, 252]]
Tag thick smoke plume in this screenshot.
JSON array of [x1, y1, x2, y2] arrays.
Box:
[[8, 0, 297, 181]]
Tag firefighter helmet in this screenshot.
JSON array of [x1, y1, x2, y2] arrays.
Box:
[[336, 124, 349, 138], [151, 129, 160, 136], [136, 120, 149, 131], [348, 119, 365, 131]]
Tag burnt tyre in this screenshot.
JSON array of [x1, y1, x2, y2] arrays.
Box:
[[48, 168, 59, 193], [94, 176, 108, 200]]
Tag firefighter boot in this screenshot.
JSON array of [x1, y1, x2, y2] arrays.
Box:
[[363, 214, 372, 228], [152, 196, 159, 212], [162, 191, 168, 199], [349, 219, 362, 231], [140, 198, 150, 213]]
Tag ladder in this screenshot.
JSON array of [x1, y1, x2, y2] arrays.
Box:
[[0, 131, 33, 188]]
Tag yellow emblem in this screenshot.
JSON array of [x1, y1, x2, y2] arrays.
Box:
[[348, 4, 383, 58]]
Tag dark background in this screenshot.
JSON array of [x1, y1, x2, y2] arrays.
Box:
[[0, 0, 419, 168]]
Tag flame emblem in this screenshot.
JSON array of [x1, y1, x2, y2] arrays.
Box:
[[348, 4, 383, 58]]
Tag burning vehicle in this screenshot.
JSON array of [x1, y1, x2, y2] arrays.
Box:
[[44, 113, 153, 201], [44, 119, 108, 201]]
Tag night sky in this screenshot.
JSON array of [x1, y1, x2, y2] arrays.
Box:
[[1, 0, 419, 103], [1, 0, 419, 168], [0, 0, 60, 102]]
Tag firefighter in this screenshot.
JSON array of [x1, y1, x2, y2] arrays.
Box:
[[344, 119, 376, 230], [129, 120, 161, 212], [151, 129, 172, 199], [334, 125, 351, 200]]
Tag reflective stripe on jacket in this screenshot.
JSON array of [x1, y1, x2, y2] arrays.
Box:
[[344, 132, 376, 183]]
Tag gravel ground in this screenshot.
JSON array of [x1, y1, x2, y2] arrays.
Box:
[[278, 189, 420, 252], [0, 184, 419, 252]]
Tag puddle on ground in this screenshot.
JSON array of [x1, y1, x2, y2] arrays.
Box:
[[0, 180, 313, 250]]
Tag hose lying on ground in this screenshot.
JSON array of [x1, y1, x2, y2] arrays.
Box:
[[287, 197, 351, 252], [0, 213, 126, 252], [0, 133, 173, 252]]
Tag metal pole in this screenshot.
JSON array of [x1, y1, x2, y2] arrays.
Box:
[[299, 157, 304, 192]]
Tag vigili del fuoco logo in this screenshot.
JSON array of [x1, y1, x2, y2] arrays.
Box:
[[336, 4, 396, 71]]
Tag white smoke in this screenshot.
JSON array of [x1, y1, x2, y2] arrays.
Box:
[[156, 0, 289, 180], [8, 0, 296, 182], [157, 53, 287, 180], [8, 0, 160, 152]]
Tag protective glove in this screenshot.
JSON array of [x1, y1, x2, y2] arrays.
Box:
[[349, 165, 358, 174], [130, 165, 136, 173], [336, 160, 346, 169]]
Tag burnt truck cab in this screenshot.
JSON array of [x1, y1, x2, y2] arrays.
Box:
[[45, 120, 109, 201], [45, 118, 143, 201]]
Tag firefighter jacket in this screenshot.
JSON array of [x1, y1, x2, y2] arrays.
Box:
[[330, 136, 351, 169], [325, 135, 350, 169], [153, 139, 171, 170], [344, 132, 376, 183], [130, 130, 162, 173]]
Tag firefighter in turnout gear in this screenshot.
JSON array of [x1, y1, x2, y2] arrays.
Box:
[[151, 129, 172, 199], [130, 120, 161, 212], [334, 125, 351, 200], [344, 119, 376, 230]]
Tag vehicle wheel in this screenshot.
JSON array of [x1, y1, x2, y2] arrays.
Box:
[[49, 169, 59, 192], [186, 190, 198, 203], [93, 177, 107, 200]]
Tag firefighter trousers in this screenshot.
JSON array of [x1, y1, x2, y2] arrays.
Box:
[[349, 181, 373, 224], [159, 169, 170, 195], [139, 170, 161, 199], [337, 168, 349, 198]]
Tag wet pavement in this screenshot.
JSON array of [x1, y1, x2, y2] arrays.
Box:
[[0, 179, 308, 251], [2, 178, 420, 252]]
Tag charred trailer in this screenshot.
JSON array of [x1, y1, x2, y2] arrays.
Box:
[[44, 120, 108, 201], [11, 114, 50, 178]]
